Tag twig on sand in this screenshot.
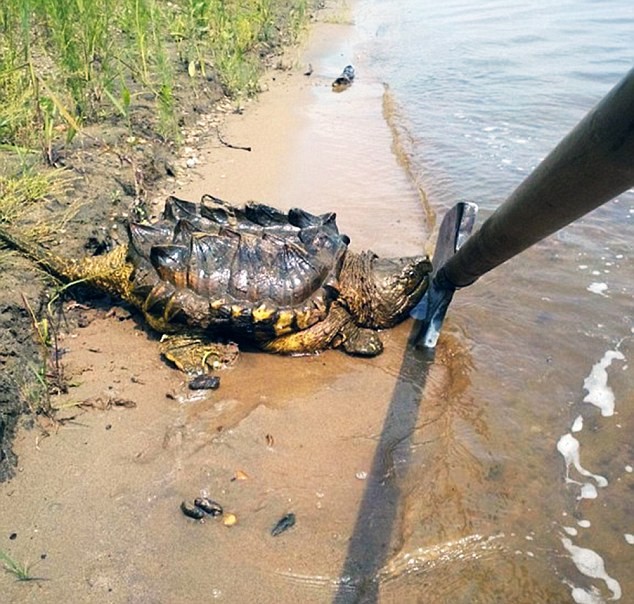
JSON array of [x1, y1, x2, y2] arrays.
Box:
[[216, 128, 251, 152]]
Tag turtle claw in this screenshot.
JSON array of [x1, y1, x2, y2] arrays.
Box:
[[341, 326, 384, 357], [158, 334, 239, 374]]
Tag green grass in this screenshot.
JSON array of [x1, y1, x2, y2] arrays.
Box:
[[0, 550, 41, 582], [0, 165, 65, 223], [0, 0, 312, 154]]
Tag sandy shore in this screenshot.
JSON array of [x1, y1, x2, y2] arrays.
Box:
[[1, 7, 433, 603]]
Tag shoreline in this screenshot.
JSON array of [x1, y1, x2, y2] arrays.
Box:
[[167, 7, 430, 257]]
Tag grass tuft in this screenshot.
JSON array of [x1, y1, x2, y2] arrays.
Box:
[[0, 163, 69, 224], [0, 550, 42, 582]]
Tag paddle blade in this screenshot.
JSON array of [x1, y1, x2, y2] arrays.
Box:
[[410, 202, 478, 348]]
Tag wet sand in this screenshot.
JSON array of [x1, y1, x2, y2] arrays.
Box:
[[0, 10, 437, 604]]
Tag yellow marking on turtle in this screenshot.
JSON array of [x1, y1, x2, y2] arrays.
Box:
[[163, 294, 181, 323], [143, 311, 172, 334], [171, 269, 187, 289], [273, 310, 295, 336], [253, 303, 276, 322]]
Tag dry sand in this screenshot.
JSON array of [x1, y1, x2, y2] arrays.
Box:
[[1, 9, 435, 604]]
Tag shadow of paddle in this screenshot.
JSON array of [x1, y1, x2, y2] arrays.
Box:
[[333, 322, 434, 603]]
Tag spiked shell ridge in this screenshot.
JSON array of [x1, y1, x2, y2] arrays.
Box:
[[126, 195, 350, 340]]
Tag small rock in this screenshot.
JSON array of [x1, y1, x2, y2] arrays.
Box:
[[189, 375, 220, 390], [232, 469, 249, 482], [181, 501, 205, 520], [223, 513, 237, 527], [271, 513, 296, 537]]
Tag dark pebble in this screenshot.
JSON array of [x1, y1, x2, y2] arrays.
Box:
[[188, 375, 220, 390], [9, 532, 17, 540], [271, 513, 296, 537], [180, 500, 205, 520], [194, 497, 223, 517]]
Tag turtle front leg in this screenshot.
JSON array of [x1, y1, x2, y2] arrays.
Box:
[[263, 303, 384, 357]]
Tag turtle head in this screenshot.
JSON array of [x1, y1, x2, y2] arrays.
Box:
[[368, 255, 432, 326], [341, 252, 432, 328]]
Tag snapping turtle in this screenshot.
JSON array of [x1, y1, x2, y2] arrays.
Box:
[[0, 195, 431, 373]]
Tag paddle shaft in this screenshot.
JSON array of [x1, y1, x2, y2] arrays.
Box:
[[440, 67, 634, 289]]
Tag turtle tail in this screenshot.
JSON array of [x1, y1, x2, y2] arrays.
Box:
[[0, 222, 132, 299]]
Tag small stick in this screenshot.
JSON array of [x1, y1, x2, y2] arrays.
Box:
[[216, 128, 251, 152]]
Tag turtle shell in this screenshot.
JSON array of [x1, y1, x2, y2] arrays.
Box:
[[126, 195, 350, 340]]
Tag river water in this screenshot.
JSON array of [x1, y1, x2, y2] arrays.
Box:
[[290, 0, 633, 602]]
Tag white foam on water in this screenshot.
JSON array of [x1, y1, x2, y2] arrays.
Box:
[[570, 586, 606, 604], [582, 350, 626, 416], [571, 415, 584, 433], [557, 433, 608, 497], [561, 538, 622, 600], [587, 282, 608, 295], [556, 348, 627, 599], [580, 483, 598, 499]]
